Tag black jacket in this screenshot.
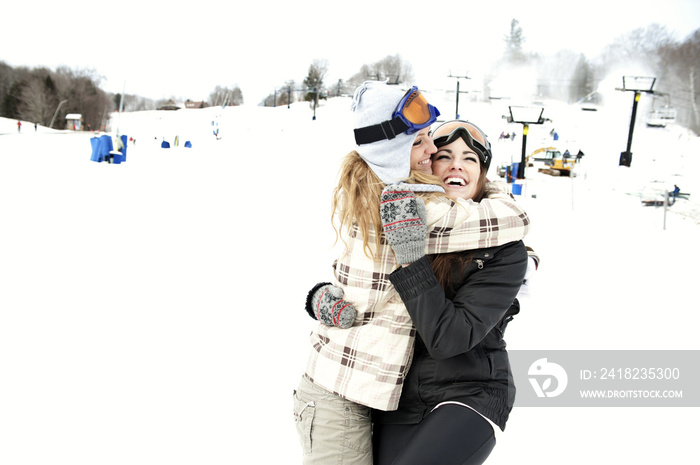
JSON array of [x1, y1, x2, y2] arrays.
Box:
[[372, 240, 527, 431]]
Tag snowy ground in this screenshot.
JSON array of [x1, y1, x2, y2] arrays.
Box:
[[1, 94, 699, 464]]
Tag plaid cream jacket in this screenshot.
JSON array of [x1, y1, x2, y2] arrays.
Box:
[[304, 181, 530, 411]]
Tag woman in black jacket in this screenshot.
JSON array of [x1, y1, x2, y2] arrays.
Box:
[[372, 120, 528, 465]]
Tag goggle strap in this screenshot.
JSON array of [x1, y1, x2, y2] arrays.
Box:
[[354, 117, 409, 145], [434, 127, 493, 168]]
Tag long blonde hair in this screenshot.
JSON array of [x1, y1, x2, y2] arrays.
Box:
[[331, 151, 443, 260]]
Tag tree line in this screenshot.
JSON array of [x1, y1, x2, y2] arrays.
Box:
[[0, 62, 245, 131], [265, 21, 700, 134], [261, 55, 414, 107], [3, 21, 698, 134], [0, 64, 112, 131]]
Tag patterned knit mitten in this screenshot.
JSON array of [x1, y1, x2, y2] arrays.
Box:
[[380, 183, 427, 265], [305, 282, 357, 329]]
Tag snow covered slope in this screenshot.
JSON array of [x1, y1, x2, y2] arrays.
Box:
[[1, 96, 698, 464]]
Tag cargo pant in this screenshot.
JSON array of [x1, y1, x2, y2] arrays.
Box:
[[293, 375, 372, 465]]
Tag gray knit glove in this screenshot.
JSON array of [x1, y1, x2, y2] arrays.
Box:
[[305, 282, 356, 329], [380, 183, 427, 265]]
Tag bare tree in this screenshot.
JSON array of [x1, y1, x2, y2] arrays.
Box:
[[347, 54, 414, 89], [658, 29, 700, 132], [209, 85, 243, 106], [17, 70, 58, 125], [260, 80, 298, 107], [374, 55, 413, 84], [598, 24, 674, 72], [51, 67, 112, 130]]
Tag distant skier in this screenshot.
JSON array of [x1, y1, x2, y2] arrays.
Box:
[[672, 185, 681, 201], [17, 120, 21, 133]]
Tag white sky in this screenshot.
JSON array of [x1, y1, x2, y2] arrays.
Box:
[[2, 0, 699, 104]]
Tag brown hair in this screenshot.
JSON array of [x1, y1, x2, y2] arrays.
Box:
[[429, 161, 490, 291]]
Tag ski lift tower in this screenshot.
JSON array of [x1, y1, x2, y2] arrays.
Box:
[[508, 105, 545, 179], [310, 86, 320, 120], [616, 76, 656, 167], [448, 72, 471, 119]]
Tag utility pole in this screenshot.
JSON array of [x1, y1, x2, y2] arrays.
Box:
[[49, 100, 68, 129]]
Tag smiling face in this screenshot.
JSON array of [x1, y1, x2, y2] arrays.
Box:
[[410, 127, 437, 174], [431, 137, 483, 200]]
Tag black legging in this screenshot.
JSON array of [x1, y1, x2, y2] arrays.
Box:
[[372, 404, 496, 465]]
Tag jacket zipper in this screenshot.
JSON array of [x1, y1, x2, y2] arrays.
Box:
[[476, 259, 484, 269]]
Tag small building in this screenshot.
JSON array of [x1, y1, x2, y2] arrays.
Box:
[[65, 113, 83, 130], [185, 100, 208, 109]]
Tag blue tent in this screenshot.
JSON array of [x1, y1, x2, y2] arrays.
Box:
[[89, 137, 100, 161], [90, 134, 114, 162], [91, 134, 128, 163]]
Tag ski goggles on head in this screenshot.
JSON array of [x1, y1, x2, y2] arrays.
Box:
[[354, 86, 440, 145], [431, 120, 493, 169]]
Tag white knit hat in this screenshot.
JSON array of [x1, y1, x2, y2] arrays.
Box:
[[351, 81, 416, 184]]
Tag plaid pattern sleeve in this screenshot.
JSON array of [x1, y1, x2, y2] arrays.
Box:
[[424, 181, 530, 254], [304, 225, 416, 411]]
